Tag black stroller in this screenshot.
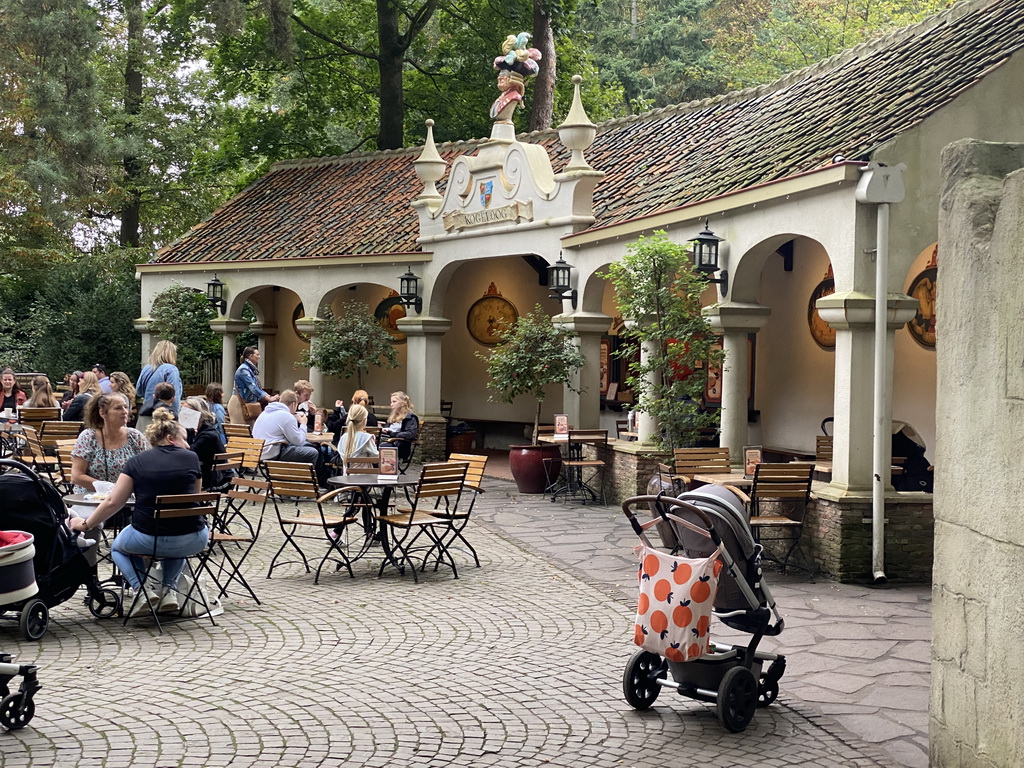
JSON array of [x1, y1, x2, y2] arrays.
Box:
[[0, 459, 121, 640], [620, 485, 787, 732]]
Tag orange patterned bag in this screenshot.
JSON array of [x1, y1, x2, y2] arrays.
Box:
[[633, 545, 723, 662]]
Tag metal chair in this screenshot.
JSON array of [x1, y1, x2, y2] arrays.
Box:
[[223, 422, 252, 439], [430, 453, 488, 568], [264, 461, 361, 583], [375, 461, 468, 581], [560, 429, 608, 505], [739, 463, 814, 572]]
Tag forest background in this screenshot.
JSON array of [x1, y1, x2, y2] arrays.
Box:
[[0, 0, 949, 381]]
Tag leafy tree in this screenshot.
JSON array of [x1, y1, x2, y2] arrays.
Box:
[[149, 283, 220, 385], [299, 303, 399, 389], [30, 249, 142, 379], [477, 305, 585, 444], [704, 0, 951, 89], [606, 232, 720, 450]]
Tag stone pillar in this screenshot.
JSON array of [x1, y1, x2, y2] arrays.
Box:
[[552, 312, 611, 429], [636, 337, 659, 444], [133, 317, 154, 367], [248, 322, 278, 393], [397, 316, 452, 462], [210, 319, 250, 389], [817, 292, 915, 493], [293, 317, 325, 397], [931, 139, 1024, 768], [705, 303, 771, 466]]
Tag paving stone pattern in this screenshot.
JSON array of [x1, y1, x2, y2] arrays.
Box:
[[0, 477, 926, 767]]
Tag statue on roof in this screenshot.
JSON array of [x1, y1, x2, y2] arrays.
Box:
[[489, 32, 542, 123]]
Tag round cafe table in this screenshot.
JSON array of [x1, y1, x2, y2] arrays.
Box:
[[326, 473, 419, 569]]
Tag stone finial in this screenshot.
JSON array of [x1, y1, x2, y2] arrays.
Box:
[[414, 119, 447, 200], [557, 75, 597, 171]]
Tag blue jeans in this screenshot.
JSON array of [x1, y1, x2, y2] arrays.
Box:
[[112, 525, 210, 590]]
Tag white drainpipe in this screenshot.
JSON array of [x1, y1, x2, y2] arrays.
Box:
[[855, 162, 906, 585]]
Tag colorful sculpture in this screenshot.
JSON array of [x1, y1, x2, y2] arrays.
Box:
[[490, 33, 542, 122]]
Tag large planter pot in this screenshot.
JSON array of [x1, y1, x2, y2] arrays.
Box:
[[508, 443, 562, 494]]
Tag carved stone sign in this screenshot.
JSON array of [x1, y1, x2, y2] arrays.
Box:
[[442, 200, 533, 231]]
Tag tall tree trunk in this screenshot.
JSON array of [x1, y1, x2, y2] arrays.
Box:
[[376, 0, 406, 149], [120, 0, 143, 248], [528, 0, 556, 132]]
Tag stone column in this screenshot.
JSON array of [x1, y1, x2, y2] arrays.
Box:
[[552, 312, 611, 429], [293, 317, 325, 397], [622, 317, 660, 444], [133, 317, 154, 368], [210, 318, 250, 389], [248, 322, 278, 393], [817, 292, 916, 493], [397, 316, 452, 462], [705, 303, 771, 466]]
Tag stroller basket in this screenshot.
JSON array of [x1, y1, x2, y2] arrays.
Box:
[[620, 491, 787, 733]]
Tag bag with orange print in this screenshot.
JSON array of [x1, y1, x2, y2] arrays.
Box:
[[632, 545, 724, 662]]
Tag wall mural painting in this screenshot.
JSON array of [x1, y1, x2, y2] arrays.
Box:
[[374, 291, 408, 344], [808, 266, 837, 349], [907, 244, 937, 350]]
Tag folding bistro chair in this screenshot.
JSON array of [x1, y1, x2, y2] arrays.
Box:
[[264, 461, 361, 583], [122, 492, 220, 634], [15, 426, 61, 484], [376, 461, 468, 581], [17, 407, 60, 434], [561, 429, 608, 504], [202, 453, 267, 604], [53, 439, 79, 494], [39, 421, 83, 452], [430, 453, 488, 569], [225, 436, 266, 479], [736, 463, 814, 572], [658, 447, 732, 494], [223, 422, 253, 439]]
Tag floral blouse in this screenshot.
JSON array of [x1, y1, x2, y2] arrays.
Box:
[[71, 428, 148, 494]]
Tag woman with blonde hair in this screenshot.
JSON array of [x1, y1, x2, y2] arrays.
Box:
[[64, 371, 103, 422], [25, 375, 61, 408], [341, 404, 378, 471], [69, 409, 208, 615], [108, 371, 137, 423], [380, 390, 419, 462], [135, 340, 182, 433]]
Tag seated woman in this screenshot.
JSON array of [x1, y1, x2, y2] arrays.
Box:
[[71, 392, 148, 496], [326, 388, 377, 446], [69, 410, 209, 616], [205, 382, 228, 443], [340, 404, 378, 472], [60, 371, 82, 413], [64, 371, 102, 422], [379, 390, 419, 462], [181, 396, 229, 491], [25, 375, 61, 408], [1, 367, 26, 415]]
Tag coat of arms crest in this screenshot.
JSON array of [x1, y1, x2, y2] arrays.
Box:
[[479, 180, 493, 208]]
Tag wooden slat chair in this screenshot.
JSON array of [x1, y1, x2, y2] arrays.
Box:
[[123, 492, 221, 634], [39, 421, 83, 454], [733, 463, 814, 572], [15, 425, 61, 484], [17, 407, 60, 434], [561, 429, 608, 505], [376, 461, 468, 581], [200, 452, 267, 604], [430, 453, 488, 568], [225, 435, 266, 479], [53, 439, 79, 494], [815, 435, 833, 462], [659, 446, 732, 493], [264, 461, 361, 583], [223, 422, 252, 439]]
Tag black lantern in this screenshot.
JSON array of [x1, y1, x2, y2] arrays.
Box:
[[692, 222, 728, 296], [547, 254, 578, 310], [399, 268, 423, 314], [206, 274, 227, 314]]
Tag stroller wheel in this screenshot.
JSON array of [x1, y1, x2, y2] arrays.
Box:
[[88, 588, 121, 619], [19, 599, 48, 642], [623, 650, 666, 710], [717, 666, 758, 732], [0, 692, 36, 730], [757, 677, 779, 707]]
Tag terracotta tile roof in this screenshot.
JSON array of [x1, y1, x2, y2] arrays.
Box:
[[152, 0, 1024, 265]]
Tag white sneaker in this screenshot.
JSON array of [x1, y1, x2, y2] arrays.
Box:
[[157, 586, 181, 614], [126, 587, 161, 618]]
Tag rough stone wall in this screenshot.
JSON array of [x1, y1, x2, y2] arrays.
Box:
[[809, 496, 933, 582], [419, 417, 447, 463], [931, 139, 1024, 768], [600, 444, 670, 506]]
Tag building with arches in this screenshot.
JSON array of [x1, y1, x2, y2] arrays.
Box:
[[140, 0, 1024, 579]]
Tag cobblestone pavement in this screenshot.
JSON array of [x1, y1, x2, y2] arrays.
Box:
[[0, 476, 926, 768]]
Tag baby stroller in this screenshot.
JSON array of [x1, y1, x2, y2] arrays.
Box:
[[0, 459, 121, 640], [0, 652, 40, 730], [620, 485, 787, 732]]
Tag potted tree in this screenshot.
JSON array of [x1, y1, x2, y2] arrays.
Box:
[[477, 305, 585, 493], [298, 302, 399, 387]]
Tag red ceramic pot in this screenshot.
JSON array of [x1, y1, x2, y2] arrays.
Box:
[[508, 443, 563, 494]]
